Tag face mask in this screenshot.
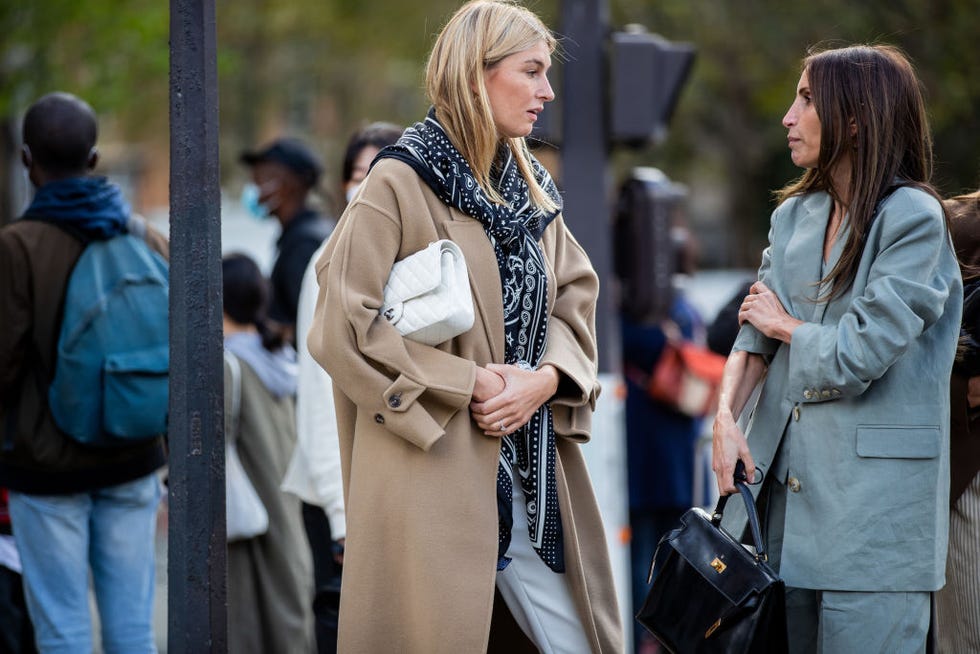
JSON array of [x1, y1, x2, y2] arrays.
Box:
[[345, 182, 361, 204], [241, 182, 272, 219]]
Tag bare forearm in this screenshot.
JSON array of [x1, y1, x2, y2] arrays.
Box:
[[717, 350, 767, 422], [712, 349, 766, 493]]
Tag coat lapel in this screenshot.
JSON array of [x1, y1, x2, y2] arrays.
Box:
[[813, 217, 850, 324], [783, 193, 832, 323], [444, 217, 505, 363]]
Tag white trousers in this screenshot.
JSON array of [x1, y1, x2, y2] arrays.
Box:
[[495, 482, 590, 654]]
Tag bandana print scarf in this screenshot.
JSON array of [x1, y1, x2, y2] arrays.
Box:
[[377, 109, 566, 572]]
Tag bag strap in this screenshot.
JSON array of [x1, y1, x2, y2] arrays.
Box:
[[223, 350, 242, 443], [710, 460, 768, 561]]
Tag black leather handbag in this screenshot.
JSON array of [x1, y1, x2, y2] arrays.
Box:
[[636, 463, 788, 653]]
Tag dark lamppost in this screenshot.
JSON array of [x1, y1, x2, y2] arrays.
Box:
[[168, 0, 226, 650], [558, 1, 694, 643]]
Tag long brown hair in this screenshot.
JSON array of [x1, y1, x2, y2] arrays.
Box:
[[946, 189, 980, 277], [425, 0, 558, 213], [776, 44, 947, 300]]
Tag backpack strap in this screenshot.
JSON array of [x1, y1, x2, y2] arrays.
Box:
[[3, 219, 91, 445], [17, 218, 91, 389]]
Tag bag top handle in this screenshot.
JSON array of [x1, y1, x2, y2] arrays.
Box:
[[710, 460, 768, 562]]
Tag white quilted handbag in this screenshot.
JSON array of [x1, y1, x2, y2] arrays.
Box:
[[380, 239, 475, 345]]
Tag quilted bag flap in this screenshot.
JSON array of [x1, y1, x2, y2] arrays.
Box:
[[668, 507, 777, 605], [383, 241, 445, 305], [381, 240, 466, 321]]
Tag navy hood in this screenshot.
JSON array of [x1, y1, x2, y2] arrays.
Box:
[[23, 176, 129, 239]]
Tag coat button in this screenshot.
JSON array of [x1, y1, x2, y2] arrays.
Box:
[[793, 405, 801, 422], [388, 394, 401, 408], [787, 477, 801, 493], [803, 389, 813, 400], [374, 413, 385, 424], [820, 389, 831, 399]]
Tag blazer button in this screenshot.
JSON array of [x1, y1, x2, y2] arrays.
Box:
[[787, 477, 801, 493], [820, 389, 831, 399], [374, 413, 385, 424], [802, 389, 813, 400], [388, 394, 402, 408]]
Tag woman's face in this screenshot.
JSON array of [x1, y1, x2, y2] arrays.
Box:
[[483, 40, 555, 139], [782, 69, 821, 169], [344, 145, 380, 201]]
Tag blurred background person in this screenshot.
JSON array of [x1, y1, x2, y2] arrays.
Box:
[[935, 187, 980, 653], [621, 226, 705, 654], [283, 120, 403, 654], [706, 280, 753, 357], [222, 253, 314, 654], [339, 122, 405, 206], [239, 137, 333, 343], [2, 92, 166, 654], [239, 136, 338, 653], [0, 488, 36, 653]]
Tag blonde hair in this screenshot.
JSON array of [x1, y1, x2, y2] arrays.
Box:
[[426, 0, 559, 212]]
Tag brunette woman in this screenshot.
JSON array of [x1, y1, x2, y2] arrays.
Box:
[[712, 45, 962, 652]]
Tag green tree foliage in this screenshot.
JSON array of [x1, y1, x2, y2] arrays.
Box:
[[2, 0, 978, 257], [611, 0, 980, 264], [0, 0, 169, 130], [215, 0, 466, 198], [0, 0, 169, 223]]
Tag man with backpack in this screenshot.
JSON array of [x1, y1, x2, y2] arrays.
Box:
[[0, 92, 167, 653]]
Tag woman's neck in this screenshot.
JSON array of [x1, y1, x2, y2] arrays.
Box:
[[828, 157, 853, 209]]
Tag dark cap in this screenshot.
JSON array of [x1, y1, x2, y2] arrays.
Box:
[[240, 137, 323, 188]]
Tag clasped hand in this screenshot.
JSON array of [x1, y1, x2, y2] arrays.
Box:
[[738, 281, 803, 343], [470, 363, 559, 437]]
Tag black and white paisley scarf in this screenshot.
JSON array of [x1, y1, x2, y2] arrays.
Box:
[[377, 109, 566, 572]]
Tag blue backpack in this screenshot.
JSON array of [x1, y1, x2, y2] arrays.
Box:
[[49, 233, 169, 446]]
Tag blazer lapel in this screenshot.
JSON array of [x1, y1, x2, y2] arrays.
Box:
[[783, 192, 832, 323], [444, 217, 505, 363], [813, 218, 850, 324]]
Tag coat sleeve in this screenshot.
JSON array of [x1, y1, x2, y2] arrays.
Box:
[[733, 208, 781, 358], [0, 231, 31, 402], [788, 192, 956, 402], [306, 188, 476, 453], [538, 215, 601, 442]]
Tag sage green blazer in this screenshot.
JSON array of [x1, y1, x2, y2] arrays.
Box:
[[726, 186, 962, 591]]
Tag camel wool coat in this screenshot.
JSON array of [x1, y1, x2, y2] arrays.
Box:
[[308, 158, 623, 654]]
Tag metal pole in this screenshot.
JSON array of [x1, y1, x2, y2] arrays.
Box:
[[560, 0, 631, 645], [169, 0, 226, 650], [560, 0, 616, 373]]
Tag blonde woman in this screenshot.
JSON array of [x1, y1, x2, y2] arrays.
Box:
[[307, 1, 622, 652]]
